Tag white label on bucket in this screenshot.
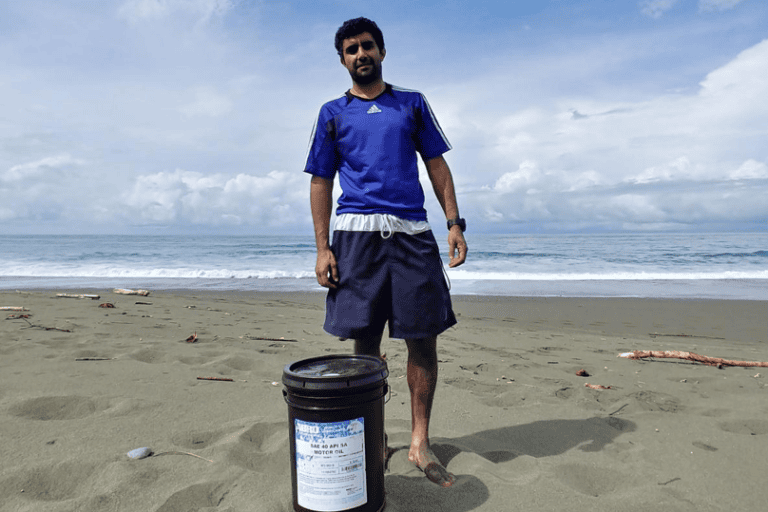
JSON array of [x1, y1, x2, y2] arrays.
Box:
[[295, 417, 366, 511]]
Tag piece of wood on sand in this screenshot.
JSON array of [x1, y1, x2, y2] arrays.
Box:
[[0, 307, 28, 311], [114, 288, 151, 296], [619, 350, 768, 368], [56, 293, 100, 300]]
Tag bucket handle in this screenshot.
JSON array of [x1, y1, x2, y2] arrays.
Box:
[[384, 383, 391, 404]]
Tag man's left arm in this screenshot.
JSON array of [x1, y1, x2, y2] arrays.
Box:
[[425, 155, 467, 268]]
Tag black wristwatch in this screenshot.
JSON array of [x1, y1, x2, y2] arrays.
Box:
[[447, 218, 466, 232]]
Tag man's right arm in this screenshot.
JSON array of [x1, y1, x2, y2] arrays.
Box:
[[310, 175, 338, 288]]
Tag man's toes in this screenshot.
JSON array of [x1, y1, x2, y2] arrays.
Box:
[[423, 462, 456, 488]]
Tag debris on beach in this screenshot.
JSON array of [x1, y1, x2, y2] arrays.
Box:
[[56, 293, 100, 300], [0, 306, 28, 311], [6, 313, 31, 319], [619, 350, 768, 369], [242, 334, 298, 342], [185, 332, 198, 343], [127, 447, 153, 460], [649, 332, 725, 340], [585, 383, 612, 390], [127, 446, 212, 462], [98, 303, 115, 308], [197, 376, 234, 382], [576, 369, 590, 377], [114, 288, 151, 296], [10, 315, 71, 332]]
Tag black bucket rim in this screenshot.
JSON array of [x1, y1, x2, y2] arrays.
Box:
[[282, 354, 388, 391]]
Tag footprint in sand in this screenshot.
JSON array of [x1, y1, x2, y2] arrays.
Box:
[[222, 355, 255, 371], [718, 419, 768, 436], [228, 422, 289, 472], [154, 482, 229, 512], [171, 429, 224, 450], [628, 391, 683, 413], [443, 376, 499, 393], [177, 355, 207, 366], [129, 348, 166, 364], [553, 463, 630, 497], [9, 396, 102, 421], [0, 462, 96, 502], [536, 346, 569, 355]]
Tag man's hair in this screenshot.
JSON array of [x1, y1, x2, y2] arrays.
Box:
[[334, 17, 385, 57]]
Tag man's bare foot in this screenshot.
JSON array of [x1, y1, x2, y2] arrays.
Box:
[[408, 444, 456, 487]]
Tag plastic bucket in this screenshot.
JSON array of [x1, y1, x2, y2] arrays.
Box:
[[283, 355, 388, 512]]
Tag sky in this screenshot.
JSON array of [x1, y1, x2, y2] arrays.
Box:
[[1, 0, 766, 235]]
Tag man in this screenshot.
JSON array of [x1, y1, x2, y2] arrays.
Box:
[[305, 17, 467, 488]]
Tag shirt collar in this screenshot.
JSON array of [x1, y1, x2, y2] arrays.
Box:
[[345, 83, 393, 104]]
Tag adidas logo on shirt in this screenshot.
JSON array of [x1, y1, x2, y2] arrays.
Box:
[[367, 104, 382, 114]]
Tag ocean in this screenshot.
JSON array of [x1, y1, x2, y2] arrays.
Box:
[[1, 232, 766, 299]]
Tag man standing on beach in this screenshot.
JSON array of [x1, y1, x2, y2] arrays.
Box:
[[305, 17, 467, 487]]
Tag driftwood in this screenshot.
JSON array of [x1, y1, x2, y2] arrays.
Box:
[[585, 383, 612, 390], [649, 333, 725, 340], [56, 293, 100, 300], [243, 335, 298, 342], [0, 307, 28, 311], [114, 288, 150, 296], [619, 350, 768, 368]]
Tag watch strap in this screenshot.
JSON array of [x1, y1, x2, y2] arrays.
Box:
[[447, 218, 466, 232]]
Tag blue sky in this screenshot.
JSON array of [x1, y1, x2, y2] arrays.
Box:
[[1, 0, 766, 234]]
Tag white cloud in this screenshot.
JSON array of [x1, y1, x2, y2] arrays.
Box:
[[121, 169, 308, 227], [699, 0, 744, 12], [2, 154, 85, 182], [699, 38, 768, 104], [640, 0, 677, 18], [729, 159, 768, 180], [629, 157, 700, 184], [457, 36, 768, 226], [492, 160, 542, 193]]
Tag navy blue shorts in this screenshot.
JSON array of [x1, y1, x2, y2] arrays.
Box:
[[324, 230, 457, 340]]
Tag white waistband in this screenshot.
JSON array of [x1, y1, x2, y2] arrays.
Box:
[[334, 213, 432, 237]]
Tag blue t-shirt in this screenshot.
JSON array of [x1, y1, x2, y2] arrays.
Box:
[[304, 84, 451, 221]]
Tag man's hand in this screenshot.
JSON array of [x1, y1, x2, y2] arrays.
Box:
[[447, 228, 467, 268], [316, 248, 339, 288]]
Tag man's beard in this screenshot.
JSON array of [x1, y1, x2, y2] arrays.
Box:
[[350, 62, 381, 86]]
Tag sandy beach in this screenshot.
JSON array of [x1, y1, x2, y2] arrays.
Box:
[[1, 289, 767, 511]]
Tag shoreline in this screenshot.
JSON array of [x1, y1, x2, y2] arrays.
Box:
[[2, 289, 767, 511], [2, 276, 768, 300]]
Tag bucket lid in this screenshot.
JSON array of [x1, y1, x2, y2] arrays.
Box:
[[282, 355, 388, 391]]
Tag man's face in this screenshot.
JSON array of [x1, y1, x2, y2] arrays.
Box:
[[340, 32, 385, 86]]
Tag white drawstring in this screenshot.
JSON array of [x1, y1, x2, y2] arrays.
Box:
[[380, 215, 395, 239]]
